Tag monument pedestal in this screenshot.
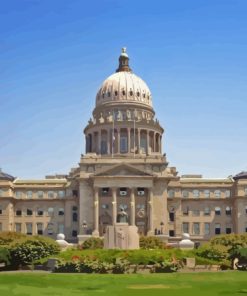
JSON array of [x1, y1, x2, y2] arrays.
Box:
[[104, 223, 139, 249]]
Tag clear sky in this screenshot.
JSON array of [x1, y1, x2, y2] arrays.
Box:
[[1, 0, 247, 179]]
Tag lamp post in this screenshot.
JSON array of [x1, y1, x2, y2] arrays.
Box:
[[82, 220, 87, 235], [160, 222, 164, 234]]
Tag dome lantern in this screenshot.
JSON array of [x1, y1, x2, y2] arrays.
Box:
[[116, 47, 132, 73]]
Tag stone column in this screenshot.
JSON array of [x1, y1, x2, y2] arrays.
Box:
[[130, 188, 135, 225], [137, 129, 141, 154], [98, 130, 101, 154], [158, 134, 161, 153], [117, 128, 120, 154], [154, 132, 156, 152], [127, 128, 131, 153], [160, 135, 162, 154], [146, 130, 149, 154], [107, 128, 111, 155], [147, 188, 154, 236], [112, 187, 117, 225], [92, 187, 99, 237]]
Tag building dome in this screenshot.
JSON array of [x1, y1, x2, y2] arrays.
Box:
[[95, 48, 153, 110], [95, 71, 152, 108]]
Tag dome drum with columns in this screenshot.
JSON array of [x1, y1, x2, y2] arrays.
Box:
[[84, 48, 164, 156]]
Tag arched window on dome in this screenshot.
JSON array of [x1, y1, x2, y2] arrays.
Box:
[[137, 91, 140, 97], [129, 90, 133, 96], [107, 92, 111, 97], [122, 90, 126, 96], [114, 91, 118, 96], [102, 93, 105, 98]]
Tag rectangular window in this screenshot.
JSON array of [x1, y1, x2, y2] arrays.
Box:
[[58, 224, 64, 234], [204, 223, 210, 235], [120, 137, 128, 153], [182, 222, 189, 233], [102, 188, 109, 195], [72, 230, 78, 237], [16, 191, 22, 199], [0, 206, 2, 215], [182, 206, 189, 216], [214, 190, 221, 198], [204, 190, 210, 198], [193, 223, 200, 235], [37, 191, 44, 198], [119, 188, 127, 196], [37, 208, 43, 216], [137, 188, 145, 196], [48, 191, 54, 198], [0, 223, 2, 231], [204, 207, 211, 216], [169, 230, 175, 237], [58, 208, 64, 216], [215, 223, 221, 235], [244, 187, 247, 196], [16, 209, 22, 216], [192, 209, 200, 216], [37, 223, 43, 235], [58, 191, 65, 198], [182, 190, 189, 198], [226, 227, 232, 234], [47, 223, 54, 235], [26, 223, 33, 235], [15, 223, 22, 233], [169, 212, 175, 222], [168, 190, 175, 198], [215, 207, 221, 216], [26, 191, 32, 199], [26, 209, 33, 216], [225, 190, 231, 198], [47, 207, 54, 216], [72, 190, 78, 197], [193, 190, 200, 198]]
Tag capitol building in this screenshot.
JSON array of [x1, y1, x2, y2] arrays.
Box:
[[0, 49, 247, 243]]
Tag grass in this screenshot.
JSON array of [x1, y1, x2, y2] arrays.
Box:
[[0, 271, 246, 296]]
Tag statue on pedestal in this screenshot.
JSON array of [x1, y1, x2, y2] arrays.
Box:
[[117, 208, 128, 223]]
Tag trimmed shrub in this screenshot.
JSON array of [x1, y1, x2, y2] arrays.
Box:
[[80, 237, 104, 250], [139, 236, 164, 249], [0, 247, 10, 265]]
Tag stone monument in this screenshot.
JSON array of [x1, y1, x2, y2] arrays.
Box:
[[104, 208, 139, 250]]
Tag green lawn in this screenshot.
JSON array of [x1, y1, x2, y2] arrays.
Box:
[[0, 272, 246, 296]]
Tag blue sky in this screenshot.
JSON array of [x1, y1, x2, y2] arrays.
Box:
[[0, 0, 247, 179]]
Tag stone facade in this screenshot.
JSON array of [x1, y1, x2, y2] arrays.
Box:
[[0, 49, 247, 243]]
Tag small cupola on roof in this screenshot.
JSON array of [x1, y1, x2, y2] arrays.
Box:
[[116, 47, 132, 72]]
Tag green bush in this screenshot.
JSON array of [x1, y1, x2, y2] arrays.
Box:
[[8, 236, 60, 268], [195, 243, 229, 261], [80, 237, 104, 250], [139, 236, 164, 249], [0, 232, 26, 246], [210, 234, 247, 251], [230, 248, 247, 263], [0, 247, 10, 265]]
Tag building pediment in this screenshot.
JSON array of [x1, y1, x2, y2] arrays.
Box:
[[94, 163, 154, 177]]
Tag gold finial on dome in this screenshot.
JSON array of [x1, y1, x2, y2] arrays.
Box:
[[116, 47, 132, 72]]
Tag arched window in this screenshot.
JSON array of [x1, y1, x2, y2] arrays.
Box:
[[225, 206, 231, 215], [215, 207, 221, 216]]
